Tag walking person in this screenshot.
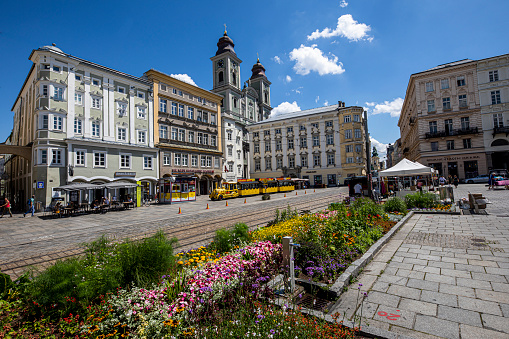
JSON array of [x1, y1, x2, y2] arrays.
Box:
[[24, 195, 35, 217], [453, 175, 459, 189], [0, 197, 13, 217], [488, 172, 495, 190], [439, 176, 446, 186]]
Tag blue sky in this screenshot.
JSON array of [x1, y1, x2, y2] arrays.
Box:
[[1, 0, 508, 158]]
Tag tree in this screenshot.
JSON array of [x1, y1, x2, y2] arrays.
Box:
[[372, 146, 378, 157]]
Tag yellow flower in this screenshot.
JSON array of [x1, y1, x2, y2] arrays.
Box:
[[178, 261, 184, 265]]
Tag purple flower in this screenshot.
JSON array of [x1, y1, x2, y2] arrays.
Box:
[[257, 315, 265, 319]]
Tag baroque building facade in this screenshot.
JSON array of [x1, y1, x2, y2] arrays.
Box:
[[210, 31, 272, 182], [247, 102, 367, 186], [7, 45, 158, 207]]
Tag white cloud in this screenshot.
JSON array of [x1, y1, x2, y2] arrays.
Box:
[[273, 56, 282, 64], [339, 0, 348, 7], [270, 101, 301, 118], [307, 14, 372, 42], [370, 137, 388, 160], [289, 44, 345, 76], [285, 75, 292, 83], [315, 95, 320, 103], [291, 87, 303, 94], [170, 74, 197, 86], [364, 98, 404, 118]]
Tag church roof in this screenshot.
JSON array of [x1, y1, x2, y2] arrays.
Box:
[[250, 58, 266, 80], [216, 31, 236, 56]]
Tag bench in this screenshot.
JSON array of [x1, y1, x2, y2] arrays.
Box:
[[468, 193, 488, 214]]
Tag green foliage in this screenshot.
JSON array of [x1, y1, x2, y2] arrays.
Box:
[[383, 197, 407, 213], [269, 205, 299, 226], [211, 222, 252, 254], [261, 194, 271, 200], [0, 272, 13, 300], [405, 191, 437, 209], [350, 197, 384, 218], [328, 202, 348, 213]]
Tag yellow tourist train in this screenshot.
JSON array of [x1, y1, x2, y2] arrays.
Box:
[[209, 178, 295, 200]]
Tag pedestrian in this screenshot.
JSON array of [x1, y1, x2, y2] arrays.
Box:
[[0, 197, 13, 217], [439, 176, 446, 186], [354, 182, 363, 197], [24, 195, 35, 217], [453, 175, 459, 188], [488, 172, 495, 190], [448, 175, 453, 186]]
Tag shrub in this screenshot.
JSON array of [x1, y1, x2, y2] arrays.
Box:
[[262, 194, 271, 200], [211, 222, 252, 254], [350, 197, 384, 218], [268, 205, 298, 227], [405, 191, 437, 209], [383, 197, 407, 213]]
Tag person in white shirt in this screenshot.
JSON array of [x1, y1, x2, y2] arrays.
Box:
[[354, 183, 362, 197]]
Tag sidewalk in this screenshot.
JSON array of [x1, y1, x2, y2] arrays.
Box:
[[331, 184, 509, 339]]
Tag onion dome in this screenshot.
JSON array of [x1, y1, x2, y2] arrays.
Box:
[[250, 58, 267, 80], [216, 31, 236, 56]]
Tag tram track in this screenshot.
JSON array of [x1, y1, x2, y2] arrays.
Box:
[[1, 192, 344, 277]]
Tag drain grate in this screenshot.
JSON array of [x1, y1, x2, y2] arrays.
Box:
[[296, 294, 333, 312], [405, 233, 498, 249]]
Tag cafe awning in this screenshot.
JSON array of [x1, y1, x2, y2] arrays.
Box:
[[54, 183, 105, 191], [104, 182, 140, 189]]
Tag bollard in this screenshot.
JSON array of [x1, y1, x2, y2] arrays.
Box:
[[178, 207, 182, 214], [296, 191, 298, 196], [206, 203, 209, 210], [284, 193, 286, 197], [305, 190, 307, 194], [244, 198, 247, 204], [226, 201, 228, 207], [314, 189, 315, 193]]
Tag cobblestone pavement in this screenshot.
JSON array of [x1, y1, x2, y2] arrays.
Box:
[[332, 184, 509, 339], [0, 187, 347, 278]]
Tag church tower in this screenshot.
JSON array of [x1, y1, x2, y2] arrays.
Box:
[[249, 58, 272, 120]]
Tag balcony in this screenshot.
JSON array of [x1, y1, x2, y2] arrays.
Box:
[[493, 126, 509, 136], [425, 127, 479, 139]]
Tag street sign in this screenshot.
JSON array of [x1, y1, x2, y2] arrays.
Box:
[[37, 181, 44, 189]]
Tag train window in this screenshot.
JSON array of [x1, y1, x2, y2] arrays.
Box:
[[172, 184, 180, 191]]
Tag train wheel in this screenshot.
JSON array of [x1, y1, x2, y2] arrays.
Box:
[[218, 195, 223, 200]]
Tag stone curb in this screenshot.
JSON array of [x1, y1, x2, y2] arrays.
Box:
[[329, 211, 415, 296]]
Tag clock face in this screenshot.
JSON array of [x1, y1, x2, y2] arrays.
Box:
[[217, 60, 224, 68]]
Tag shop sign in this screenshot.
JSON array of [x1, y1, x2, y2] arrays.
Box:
[[115, 172, 136, 177], [306, 171, 317, 173], [172, 168, 215, 174], [426, 155, 480, 162], [37, 181, 44, 189]]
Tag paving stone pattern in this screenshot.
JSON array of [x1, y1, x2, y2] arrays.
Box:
[[331, 184, 509, 339]]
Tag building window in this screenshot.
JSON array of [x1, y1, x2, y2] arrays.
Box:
[[326, 120, 333, 127], [228, 147, 233, 157], [203, 134, 209, 145], [187, 107, 194, 119], [264, 130, 270, 136], [117, 102, 127, 117], [276, 140, 282, 151], [300, 137, 307, 148], [427, 100, 435, 112], [489, 70, 499, 82], [117, 86, 126, 94], [227, 131, 232, 141], [345, 145, 353, 153], [287, 127, 293, 133], [463, 139, 472, 149], [160, 99, 167, 113], [429, 121, 437, 134], [431, 142, 438, 151], [445, 119, 453, 134], [117, 127, 127, 141], [53, 116, 63, 130], [457, 76, 466, 87], [92, 79, 100, 86], [92, 122, 100, 137], [253, 132, 259, 138], [345, 129, 352, 139], [182, 154, 188, 166], [355, 144, 362, 153], [192, 155, 198, 167], [40, 149, 47, 165], [53, 86, 64, 101], [138, 130, 146, 144], [160, 84, 167, 91], [206, 156, 212, 167], [346, 157, 354, 164], [51, 149, 62, 165], [137, 107, 146, 119], [163, 153, 171, 166], [446, 140, 455, 150], [42, 115, 48, 129], [265, 142, 271, 152], [354, 129, 361, 139], [159, 125, 168, 139], [189, 131, 195, 143], [174, 153, 181, 166], [94, 152, 106, 167], [197, 132, 203, 144], [493, 113, 503, 128], [178, 104, 184, 117], [74, 118, 82, 134], [211, 135, 217, 147], [74, 93, 82, 105], [311, 123, 319, 129], [327, 153, 335, 165], [171, 102, 177, 115], [491, 90, 501, 105], [461, 117, 470, 130], [459, 94, 467, 108], [353, 114, 360, 122], [441, 79, 449, 89], [300, 125, 306, 131], [171, 127, 177, 140], [442, 97, 451, 110], [92, 97, 101, 109], [425, 81, 434, 92], [312, 135, 320, 147], [233, 97, 238, 108], [255, 161, 261, 171], [137, 91, 145, 99], [42, 84, 48, 96], [210, 113, 216, 125], [276, 158, 282, 169], [178, 129, 185, 142], [275, 128, 281, 134], [301, 155, 308, 167], [75, 150, 85, 166], [143, 156, 153, 169], [254, 143, 260, 153], [265, 158, 271, 170], [326, 134, 334, 145], [120, 154, 131, 168], [53, 65, 61, 73], [75, 74, 82, 81], [289, 157, 295, 168], [288, 139, 294, 149], [357, 156, 363, 163], [200, 156, 206, 167], [202, 111, 209, 123]]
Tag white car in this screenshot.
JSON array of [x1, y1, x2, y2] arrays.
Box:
[[465, 175, 489, 184]]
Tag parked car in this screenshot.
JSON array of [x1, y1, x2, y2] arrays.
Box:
[[465, 175, 489, 184]]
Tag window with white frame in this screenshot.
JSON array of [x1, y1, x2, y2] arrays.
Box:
[[254, 143, 260, 153], [443, 97, 451, 110], [288, 139, 294, 149], [53, 116, 63, 130], [493, 113, 504, 128], [174, 153, 181, 166], [327, 153, 335, 165], [74, 93, 83, 105], [92, 79, 101, 86], [354, 129, 361, 139], [326, 134, 334, 145], [187, 107, 194, 119], [92, 122, 100, 137], [117, 102, 128, 117], [171, 127, 177, 140], [457, 76, 466, 87], [178, 90, 183, 96], [264, 130, 270, 136], [427, 100, 435, 112], [75, 150, 85, 166], [227, 131, 232, 141], [160, 99, 167, 113], [459, 94, 467, 108], [137, 107, 146, 119], [346, 157, 354, 164], [117, 86, 126, 94], [311, 123, 319, 129], [211, 135, 216, 147], [210, 113, 216, 125], [53, 86, 64, 101], [201, 156, 206, 167], [489, 70, 499, 82], [197, 110, 203, 122], [356, 156, 363, 163], [94, 152, 106, 167], [276, 139, 282, 150], [182, 154, 188, 166], [345, 145, 353, 153], [188, 131, 194, 143], [228, 162, 233, 172], [446, 140, 455, 150], [92, 97, 101, 109], [255, 161, 261, 171], [345, 129, 352, 139], [289, 157, 295, 168], [441, 79, 449, 89], [265, 142, 271, 152], [138, 130, 146, 144], [206, 156, 212, 167], [40, 149, 47, 165], [178, 129, 184, 142], [238, 165, 242, 174], [117, 127, 127, 141], [491, 90, 501, 105], [275, 128, 281, 134], [301, 155, 308, 167], [313, 154, 320, 166], [137, 91, 145, 99], [120, 154, 131, 168], [203, 134, 209, 145], [51, 149, 62, 165], [429, 121, 437, 133], [265, 158, 271, 170], [300, 137, 307, 148], [197, 133, 203, 144], [312, 135, 319, 147], [172, 88, 177, 94], [237, 151, 241, 159], [461, 117, 470, 130], [74, 118, 82, 134], [52, 65, 61, 73], [355, 144, 362, 153], [344, 115, 351, 123], [42, 84, 48, 96], [143, 155, 153, 169], [178, 104, 184, 117], [159, 125, 168, 139], [171, 102, 177, 115], [287, 126, 294, 133], [228, 146, 233, 157], [353, 114, 360, 122], [163, 153, 171, 166], [75, 74, 82, 81], [463, 138, 472, 149], [191, 155, 198, 167], [276, 158, 283, 169], [160, 84, 167, 91], [326, 121, 333, 127], [425, 81, 434, 92]]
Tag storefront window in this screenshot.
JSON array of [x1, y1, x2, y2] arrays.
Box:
[[464, 161, 478, 179]]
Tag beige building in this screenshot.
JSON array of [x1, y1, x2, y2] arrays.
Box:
[[399, 59, 487, 179], [247, 102, 367, 186], [144, 70, 223, 195]]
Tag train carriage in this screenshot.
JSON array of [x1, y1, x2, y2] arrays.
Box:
[[237, 179, 262, 196], [276, 177, 295, 193], [259, 178, 278, 194]]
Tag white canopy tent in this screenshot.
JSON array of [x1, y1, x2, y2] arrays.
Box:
[[379, 158, 434, 177]]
